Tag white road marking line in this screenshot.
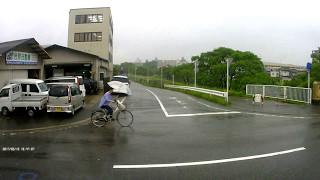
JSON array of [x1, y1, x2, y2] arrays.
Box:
[[167, 112, 241, 117], [187, 97, 229, 111], [147, 89, 305, 119], [244, 112, 306, 119], [113, 147, 306, 169], [148, 89, 239, 117], [187, 97, 308, 119], [147, 89, 169, 117]]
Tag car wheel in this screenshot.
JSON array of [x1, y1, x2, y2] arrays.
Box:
[[2, 107, 9, 116], [27, 108, 35, 117]]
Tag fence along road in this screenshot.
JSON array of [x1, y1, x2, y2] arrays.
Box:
[[246, 84, 312, 104], [164, 85, 227, 98]]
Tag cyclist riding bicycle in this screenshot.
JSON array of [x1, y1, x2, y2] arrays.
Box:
[[99, 87, 117, 120]]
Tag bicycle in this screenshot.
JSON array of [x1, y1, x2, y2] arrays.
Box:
[[91, 100, 134, 127]]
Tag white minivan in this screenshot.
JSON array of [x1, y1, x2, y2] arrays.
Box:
[[8, 79, 48, 96]]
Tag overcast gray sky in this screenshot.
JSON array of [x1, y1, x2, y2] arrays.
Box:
[[1, 0, 320, 66]]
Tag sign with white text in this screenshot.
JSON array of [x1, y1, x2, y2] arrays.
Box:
[[6, 51, 38, 65]]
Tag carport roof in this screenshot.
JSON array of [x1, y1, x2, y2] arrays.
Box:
[[44, 44, 109, 62], [0, 38, 51, 59]]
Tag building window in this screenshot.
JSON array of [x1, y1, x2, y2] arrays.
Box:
[[79, 33, 85, 42], [74, 32, 102, 42], [75, 14, 103, 24], [74, 33, 80, 42], [99, 73, 104, 81]]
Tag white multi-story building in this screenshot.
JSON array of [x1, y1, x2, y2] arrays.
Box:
[[68, 7, 113, 84]]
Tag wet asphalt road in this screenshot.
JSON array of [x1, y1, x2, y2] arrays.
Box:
[[1, 82, 320, 180]]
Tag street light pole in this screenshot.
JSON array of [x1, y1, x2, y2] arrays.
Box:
[[161, 61, 163, 88], [135, 67, 137, 80], [147, 68, 149, 84], [173, 74, 174, 85], [227, 61, 229, 103], [225, 58, 233, 103], [194, 60, 197, 87]]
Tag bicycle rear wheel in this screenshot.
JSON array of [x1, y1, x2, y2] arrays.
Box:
[[91, 111, 106, 127], [116, 110, 133, 127]]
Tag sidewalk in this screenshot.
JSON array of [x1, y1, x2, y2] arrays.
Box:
[[229, 96, 320, 117], [84, 89, 103, 108]]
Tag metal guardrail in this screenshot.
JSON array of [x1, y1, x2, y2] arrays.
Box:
[[246, 84, 312, 104], [164, 85, 227, 98]]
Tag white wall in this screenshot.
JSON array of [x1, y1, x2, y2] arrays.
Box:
[[0, 70, 28, 88]]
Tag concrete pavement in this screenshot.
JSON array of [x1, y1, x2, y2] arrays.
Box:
[[0, 82, 320, 179], [229, 96, 320, 117]]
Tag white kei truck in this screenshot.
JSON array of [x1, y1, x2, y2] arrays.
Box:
[[0, 84, 47, 117]]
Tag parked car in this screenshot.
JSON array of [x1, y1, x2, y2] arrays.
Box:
[[83, 79, 98, 94], [112, 76, 130, 86], [8, 79, 48, 96], [107, 81, 132, 95], [46, 83, 84, 116], [0, 84, 47, 117], [45, 76, 86, 97]]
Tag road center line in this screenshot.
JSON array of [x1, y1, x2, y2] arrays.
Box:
[[113, 147, 306, 169]]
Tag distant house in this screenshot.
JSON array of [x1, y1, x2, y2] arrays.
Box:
[[156, 58, 188, 68], [270, 70, 280, 78], [263, 62, 306, 80], [279, 67, 292, 80]]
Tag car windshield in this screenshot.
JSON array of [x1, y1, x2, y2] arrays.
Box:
[[38, 82, 48, 92], [49, 87, 68, 97], [112, 77, 129, 83]]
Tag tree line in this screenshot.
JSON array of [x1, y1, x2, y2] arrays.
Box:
[[114, 47, 316, 91]]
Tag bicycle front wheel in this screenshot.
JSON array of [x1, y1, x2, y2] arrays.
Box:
[[116, 110, 133, 127], [91, 111, 106, 127]]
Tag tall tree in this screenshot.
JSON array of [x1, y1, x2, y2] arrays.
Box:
[[120, 62, 136, 76], [172, 63, 194, 84], [113, 64, 120, 76], [192, 47, 272, 91]]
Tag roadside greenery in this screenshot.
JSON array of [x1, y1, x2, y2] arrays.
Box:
[[115, 47, 275, 92], [113, 46, 319, 104]]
